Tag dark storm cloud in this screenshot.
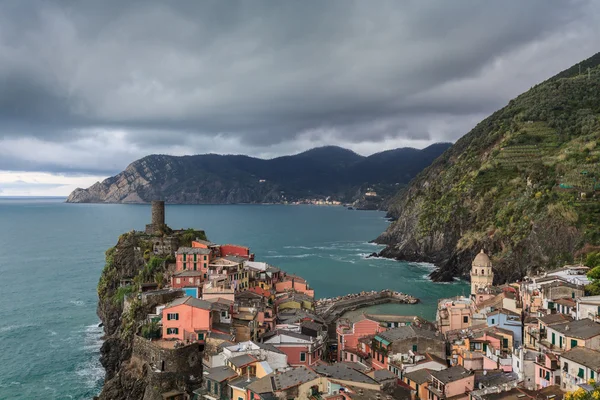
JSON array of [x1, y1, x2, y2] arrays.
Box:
[[0, 0, 598, 174]]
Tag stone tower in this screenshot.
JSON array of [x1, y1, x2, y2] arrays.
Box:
[[151, 200, 165, 228], [145, 200, 165, 234], [470, 249, 494, 296]]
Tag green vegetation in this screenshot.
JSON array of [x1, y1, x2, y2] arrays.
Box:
[[388, 53, 600, 278], [140, 320, 161, 340], [585, 252, 600, 295], [179, 228, 207, 247], [113, 284, 136, 305]]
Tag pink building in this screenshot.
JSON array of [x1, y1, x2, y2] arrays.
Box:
[[274, 275, 315, 297], [171, 270, 204, 288], [162, 296, 213, 342], [427, 366, 474, 400], [336, 315, 387, 362], [175, 247, 212, 273], [437, 297, 473, 334], [262, 330, 322, 366], [534, 353, 560, 388]]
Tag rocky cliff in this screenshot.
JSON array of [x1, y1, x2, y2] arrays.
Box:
[[95, 229, 206, 400], [376, 52, 600, 283], [66, 144, 450, 204]]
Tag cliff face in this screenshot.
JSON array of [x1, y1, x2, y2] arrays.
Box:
[[376, 52, 600, 282], [66, 145, 451, 204], [96, 229, 205, 400]]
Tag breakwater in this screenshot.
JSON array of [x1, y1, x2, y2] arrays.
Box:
[[316, 289, 419, 324]]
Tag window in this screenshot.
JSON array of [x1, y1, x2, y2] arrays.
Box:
[[183, 263, 187, 270], [167, 313, 179, 320], [463, 316, 469, 323], [300, 352, 306, 362], [578, 368, 585, 379], [204, 255, 207, 260], [350, 354, 355, 362], [193, 263, 197, 271], [412, 344, 418, 352], [167, 327, 179, 334], [502, 338, 509, 349], [481, 269, 484, 275], [204, 274, 207, 279], [221, 311, 227, 317], [194, 254, 197, 261], [551, 332, 556, 345], [198, 333, 204, 340], [176, 278, 181, 284], [572, 292, 575, 299], [491, 318, 495, 324], [206, 381, 211, 391], [539, 369, 543, 378], [592, 370, 595, 379], [571, 339, 578, 348]]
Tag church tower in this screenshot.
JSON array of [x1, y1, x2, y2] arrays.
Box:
[[470, 249, 493, 296]]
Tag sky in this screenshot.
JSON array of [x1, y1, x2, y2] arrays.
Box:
[[1, 0, 599, 196]]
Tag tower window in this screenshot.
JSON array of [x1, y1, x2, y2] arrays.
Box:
[[481, 269, 484, 275]]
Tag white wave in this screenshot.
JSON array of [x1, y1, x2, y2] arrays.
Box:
[[75, 360, 105, 388], [409, 262, 437, 270], [0, 324, 37, 333], [264, 253, 316, 259], [69, 300, 85, 307], [283, 245, 312, 250]]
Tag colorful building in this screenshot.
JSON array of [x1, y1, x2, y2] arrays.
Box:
[[162, 296, 213, 341]]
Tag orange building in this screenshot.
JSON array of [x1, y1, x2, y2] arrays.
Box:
[[162, 296, 213, 341], [275, 275, 314, 297]]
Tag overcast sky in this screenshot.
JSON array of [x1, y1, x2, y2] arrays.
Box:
[[1, 0, 599, 196]]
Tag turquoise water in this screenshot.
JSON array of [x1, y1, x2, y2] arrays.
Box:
[[0, 198, 467, 399]]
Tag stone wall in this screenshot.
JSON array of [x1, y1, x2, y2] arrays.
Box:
[[132, 335, 204, 376], [141, 288, 184, 307]]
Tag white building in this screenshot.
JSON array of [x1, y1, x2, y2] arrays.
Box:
[[560, 347, 600, 392]]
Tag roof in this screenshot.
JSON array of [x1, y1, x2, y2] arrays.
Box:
[[262, 329, 313, 343], [228, 354, 256, 368], [372, 369, 397, 382], [228, 376, 258, 390], [314, 364, 378, 384], [164, 296, 212, 310], [176, 247, 211, 255], [550, 318, 600, 339], [473, 249, 492, 267], [172, 270, 204, 277], [431, 366, 472, 384], [555, 297, 576, 307], [194, 239, 214, 246], [204, 366, 238, 382], [246, 374, 274, 394], [377, 326, 441, 343], [487, 308, 521, 317], [300, 320, 323, 332], [404, 368, 432, 385], [224, 255, 247, 263], [560, 347, 600, 370], [538, 313, 573, 325], [271, 366, 319, 390]]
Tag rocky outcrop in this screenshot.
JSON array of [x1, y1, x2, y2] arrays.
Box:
[[376, 52, 600, 282]]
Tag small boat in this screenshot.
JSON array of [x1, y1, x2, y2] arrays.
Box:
[[347, 206, 354, 210]]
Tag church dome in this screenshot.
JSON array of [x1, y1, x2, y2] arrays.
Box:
[[473, 249, 492, 267]]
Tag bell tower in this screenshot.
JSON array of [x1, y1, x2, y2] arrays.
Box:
[[470, 249, 493, 296]]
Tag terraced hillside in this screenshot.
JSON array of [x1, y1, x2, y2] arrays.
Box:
[[377, 52, 600, 283]]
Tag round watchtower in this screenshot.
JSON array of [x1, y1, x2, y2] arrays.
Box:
[[151, 200, 165, 228]]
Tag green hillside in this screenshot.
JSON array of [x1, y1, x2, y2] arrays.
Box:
[[378, 52, 600, 283]]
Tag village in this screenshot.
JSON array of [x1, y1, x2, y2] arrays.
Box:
[[124, 202, 598, 400]]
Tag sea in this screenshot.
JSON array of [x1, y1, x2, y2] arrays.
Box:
[[0, 197, 468, 399]]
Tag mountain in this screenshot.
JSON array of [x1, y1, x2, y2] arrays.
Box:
[[376, 52, 600, 283], [66, 144, 451, 204]]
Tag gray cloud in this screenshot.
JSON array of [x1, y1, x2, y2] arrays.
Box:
[[0, 0, 599, 174]]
